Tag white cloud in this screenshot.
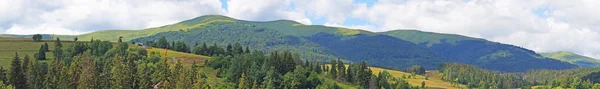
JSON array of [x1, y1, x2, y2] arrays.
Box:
[[226, 0, 312, 25], [1, 0, 600, 59], [350, 0, 600, 59], [1, 0, 224, 35]]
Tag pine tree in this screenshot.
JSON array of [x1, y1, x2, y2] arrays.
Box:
[[357, 61, 371, 89], [22, 55, 30, 88], [9, 53, 26, 89], [329, 60, 337, 79], [238, 73, 249, 89], [336, 58, 346, 81], [201, 43, 208, 55], [37, 45, 46, 60], [234, 43, 243, 55], [193, 70, 205, 89], [55, 38, 62, 47], [0, 67, 7, 84], [110, 57, 125, 89], [43, 42, 49, 52], [226, 44, 233, 56], [244, 46, 250, 54], [593, 83, 600, 89], [77, 53, 96, 89]]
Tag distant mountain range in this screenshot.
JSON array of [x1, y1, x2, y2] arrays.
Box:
[[1, 15, 578, 72], [541, 51, 600, 68]]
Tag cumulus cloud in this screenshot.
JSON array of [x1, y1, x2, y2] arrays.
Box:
[[0, 0, 225, 35], [226, 0, 312, 25], [350, 0, 600, 59], [1, 0, 600, 59]]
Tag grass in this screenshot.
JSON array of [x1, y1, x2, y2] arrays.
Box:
[[146, 48, 211, 65], [541, 51, 600, 67], [371, 67, 467, 89], [0, 37, 74, 67], [75, 15, 236, 42], [326, 64, 465, 89]]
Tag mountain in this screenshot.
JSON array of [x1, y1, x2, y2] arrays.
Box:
[[131, 15, 445, 69], [541, 51, 600, 68], [380, 30, 577, 72], [1, 15, 578, 72]]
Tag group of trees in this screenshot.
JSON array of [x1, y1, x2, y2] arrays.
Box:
[[439, 63, 600, 89], [402, 65, 426, 75], [524, 67, 600, 89], [32, 34, 43, 42], [1, 37, 216, 89], [4, 37, 422, 89], [206, 50, 420, 89], [145, 36, 251, 57], [438, 63, 526, 89]]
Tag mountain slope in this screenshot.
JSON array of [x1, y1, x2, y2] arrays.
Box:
[[381, 30, 577, 72], [131, 17, 445, 69], [2, 15, 578, 72], [541, 51, 600, 68]]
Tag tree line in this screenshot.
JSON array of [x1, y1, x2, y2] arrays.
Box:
[[439, 62, 600, 89], [0, 37, 421, 89]]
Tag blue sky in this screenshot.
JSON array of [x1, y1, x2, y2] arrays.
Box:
[[1, 0, 600, 59]]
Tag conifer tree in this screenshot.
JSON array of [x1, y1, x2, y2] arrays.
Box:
[[238, 73, 248, 89], [37, 45, 46, 60], [110, 57, 125, 89], [329, 60, 337, 79], [9, 53, 26, 89]]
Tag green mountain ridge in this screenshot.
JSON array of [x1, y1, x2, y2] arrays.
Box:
[[541, 51, 600, 68], [2, 15, 578, 72]]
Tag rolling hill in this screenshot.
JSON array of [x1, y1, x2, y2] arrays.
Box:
[[380, 30, 577, 72], [541, 51, 600, 68], [1, 15, 578, 72]]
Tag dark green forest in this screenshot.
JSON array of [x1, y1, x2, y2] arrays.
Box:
[[438, 63, 600, 89], [129, 15, 576, 72], [0, 38, 420, 89]]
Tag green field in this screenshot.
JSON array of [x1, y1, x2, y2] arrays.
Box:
[[326, 65, 465, 89], [0, 38, 76, 67], [146, 48, 211, 65]]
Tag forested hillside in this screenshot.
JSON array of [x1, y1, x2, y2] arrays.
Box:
[[2, 15, 578, 72], [438, 63, 600, 89], [381, 30, 577, 72], [0, 37, 428, 89]]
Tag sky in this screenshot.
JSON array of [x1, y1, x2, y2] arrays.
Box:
[[1, 0, 600, 59]]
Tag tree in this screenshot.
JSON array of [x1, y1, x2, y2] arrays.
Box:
[[593, 83, 600, 89], [32, 34, 42, 42], [234, 43, 243, 55], [43, 43, 49, 52], [422, 81, 426, 88], [77, 52, 96, 89], [238, 73, 248, 89], [74, 37, 78, 42], [9, 53, 26, 89], [156, 36, 169, 48], [37, 45, 46, 60], [110, 57, 126, 89], [0, 81, 14, 89], [336, 58, 346, 81], [55, 38, 62, 47], [0, 67, 7, 85], [244, 46, 250, 54], [357, 61, 372, 89], [329, 60, 337, 79]]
